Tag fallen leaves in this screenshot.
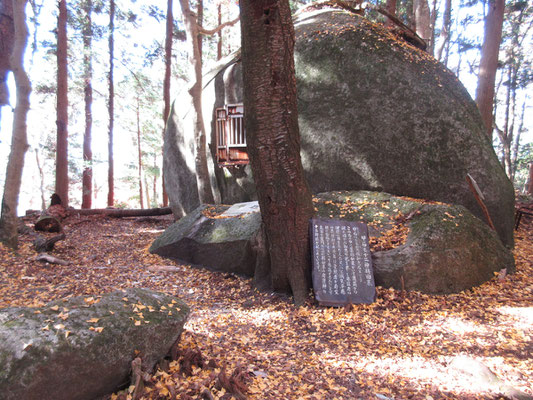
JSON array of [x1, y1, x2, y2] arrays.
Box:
[[1, 213, 532, 399]]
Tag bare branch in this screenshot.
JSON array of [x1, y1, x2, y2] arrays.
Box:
[[197, 16, 239, 36]]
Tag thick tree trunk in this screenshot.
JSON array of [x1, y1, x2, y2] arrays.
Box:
[[178, 0, 215, 205], [435, 0, 451, 63], [55, 0, 69, 207], [475, 0, 505, 140], [0, 0, 14, 114], [162, 0, 173, 207], [107, 0, 115, 207], [0, 0, 30, 249], [240, 0, 315, 305], [81, 0, 93, 209]]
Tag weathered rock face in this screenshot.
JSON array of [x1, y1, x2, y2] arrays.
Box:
[[315, 191, 515, 294], [151, 191, 514, 295], [150, 204, 263, 277], [164, 8, 515, 247], [0, 288, 189, 400]]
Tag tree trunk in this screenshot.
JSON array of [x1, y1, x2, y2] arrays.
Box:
[[217, 3, 222, 60], [240, 0, 315, 305], [178, 0, 215, 205], [107, 0, 115, 207], [0, 0, 14, 114], [55, 0, 69, 207], [136, 96, 144, 209], [384, 0, 397, 28], [428, 0, 437, 55], [162, 0, 173, 207], [34, 148, 46, 210], [475, 0, 505, 140], [81, 0, 93, 209], [0, 0, 31, 249], [435, 0, 451, 63], [527, 162, 533, 195], [413, 0, 431, 49]]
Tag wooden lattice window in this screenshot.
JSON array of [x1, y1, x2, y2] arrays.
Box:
[[215, 103, 249, 166]]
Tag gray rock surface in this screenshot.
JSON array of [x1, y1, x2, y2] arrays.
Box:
[[164, 8, 514, 247], [151, 191, 514, 294], [149, 204, 262, 276], [0, 288, 189, 400]]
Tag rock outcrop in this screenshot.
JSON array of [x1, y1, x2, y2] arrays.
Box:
[[164, 8, 514, 247], [151, 192, 514, 295], [0, 288, 189, 400]]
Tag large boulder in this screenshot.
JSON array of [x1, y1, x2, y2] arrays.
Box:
[[150, 203, 263, 277], [0, 288, 189, 400], [165, 8, 515, 247], [151, 192, 514, 295]]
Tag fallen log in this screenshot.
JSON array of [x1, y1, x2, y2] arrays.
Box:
[[69, 207, 173, 218]]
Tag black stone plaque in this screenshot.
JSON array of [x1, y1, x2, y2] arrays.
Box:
[[310, 218, 376, 306]]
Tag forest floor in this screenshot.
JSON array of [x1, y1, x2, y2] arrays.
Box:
[[0, 212, 532, 400]]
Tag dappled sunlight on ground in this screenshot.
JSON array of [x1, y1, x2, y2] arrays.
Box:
[[0, 213, 531, 399]]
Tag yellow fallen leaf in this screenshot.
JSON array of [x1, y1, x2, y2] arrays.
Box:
[[94, 327, 104, 333], [54, 323, 65, 330], [134, 320, 141, 326], [86, 318, 100, 323], [50, 305, 59, 311], [65, 331, 71, 338], [42, 325, 50, 331]]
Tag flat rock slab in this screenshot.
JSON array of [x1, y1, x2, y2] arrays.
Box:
[[150, 204, 262, 276], [151, 192, 514, 295], [0, 288, 190, 400]]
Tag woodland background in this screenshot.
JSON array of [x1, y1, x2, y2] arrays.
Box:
[[0, 0, 532, 213]]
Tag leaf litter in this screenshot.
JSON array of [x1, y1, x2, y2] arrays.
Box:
[[0, 212, 531, 400]]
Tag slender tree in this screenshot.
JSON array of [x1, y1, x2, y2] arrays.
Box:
[[435, 0, 452, 64], [0, 0, 14, 123], [384, 0, 397, 27], [107, 0, 115, 207], [136, 93, 144, 208], [413, 0, 431, 48], [162, 0, 172, 207], [56, 0, 69, 206], [240, 0, 315, 305], [0, 0, 31, 249], [177, 0, 238, 204], [81, 0, 93, 208], [475, 0, 505, 139]]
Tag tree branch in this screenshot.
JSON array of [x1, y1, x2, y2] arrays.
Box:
[[197, 16, 239, 36]]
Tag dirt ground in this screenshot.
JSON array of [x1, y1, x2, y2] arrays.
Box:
[[0, 212, 531, 400]]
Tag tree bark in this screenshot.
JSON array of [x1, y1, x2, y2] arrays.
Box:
[[240, 0, 315, 305], [384, 0, 397, 28], [178, 0, 215, 205], [162, 0, 173, 207], [435, 0, 451, 63], [527, 162, 533, 195], [107, 0, 115, 207], [81, 0, 93, 209], [217, 3, 222, 60], [136, 95, 144, 209], [413, 0, 431, 49], [0, 0, 14, 113], [0, 0, 31, 249], [475, 0, 505, 140], [55, 0, 69, 207]]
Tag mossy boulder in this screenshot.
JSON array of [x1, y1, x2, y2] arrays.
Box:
[[164, 8, 514, 247], [314, 191, 514, 294], [0, 288, 189, 400], [149, 204, 263, 276], [151, 191, 514, 295]]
